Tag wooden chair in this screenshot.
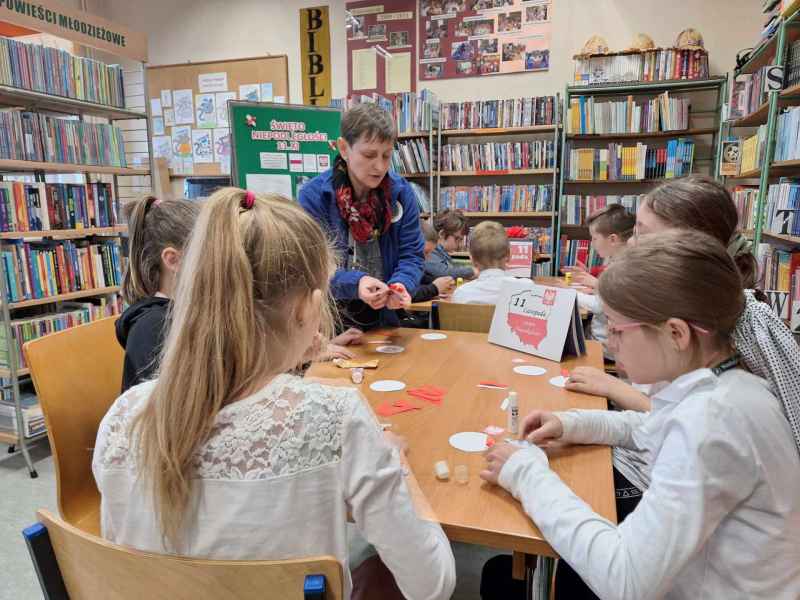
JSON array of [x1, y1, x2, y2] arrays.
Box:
[[435, 302, 496, 333], [23, 317, 124, 536], [24, 509, 343, 600]]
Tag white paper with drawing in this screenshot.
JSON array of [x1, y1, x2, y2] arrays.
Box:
[[173, 89, 195, 125], [192, 129, 214, 163], [195, 94, 216, 128], [213, 128, 231, 169], [239, 84, 260, 102], [215, 92, 236, 127], [198, 72, 228, 93], [488, 280, 586, 362]]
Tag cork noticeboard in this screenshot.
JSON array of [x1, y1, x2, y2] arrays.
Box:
[[145, 55, 289, 178]]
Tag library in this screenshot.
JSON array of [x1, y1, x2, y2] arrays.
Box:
[[2, 1, 800, 600]]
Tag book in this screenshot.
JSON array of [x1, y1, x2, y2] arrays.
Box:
[[567, 92, 690, 135], [440, 140, 555, 172], [732, 186, 759, 230], [440, 96, 559, 130], [440, 185, 553, 213], [392, 138, 430, 174], [560, 195, 642, 226], [764, 179, 800, 237], [564, 139, 694, 181], [573, 48, 709, 85]]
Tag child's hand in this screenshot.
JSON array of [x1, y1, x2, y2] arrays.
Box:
[[386, 282, 412, 309], [521, 411, 563, 447], [564, 366, 617, 397], [333, 327, 364, 346], [562, 260, 588, 274], [573, 272, 598, 289], [433, 276, 455, 297], [480, 443, 522, 485]]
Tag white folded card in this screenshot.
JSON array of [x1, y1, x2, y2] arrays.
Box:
[[488, 280, 586, 362]]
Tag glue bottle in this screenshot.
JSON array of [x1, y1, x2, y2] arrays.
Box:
[[507, 390, 519, 435], [456, 277, 464, 288]]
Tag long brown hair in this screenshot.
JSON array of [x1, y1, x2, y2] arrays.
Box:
[[122, 196, 200, 304], [643, 175, 758, 288], [132, 188, 335, 549], [600, 230, 745, 347]]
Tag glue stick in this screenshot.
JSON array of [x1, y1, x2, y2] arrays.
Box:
[[507, 390, 519, 435], [564, 271, 572, 286], [456, 277, 464, 288]]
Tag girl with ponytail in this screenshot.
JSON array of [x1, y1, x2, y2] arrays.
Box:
[[93, 188, 455, 600]]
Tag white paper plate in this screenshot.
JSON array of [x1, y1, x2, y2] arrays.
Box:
[[369, 380, 407, 392], [421, 333, 448, 340], [549, 375, 568, 388], [513, 365, 547, 376], [449, 431, 489, 453], [376, 345, 405, 354]]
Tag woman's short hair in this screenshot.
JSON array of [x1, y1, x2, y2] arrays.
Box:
[[340, 103, 396, 146]]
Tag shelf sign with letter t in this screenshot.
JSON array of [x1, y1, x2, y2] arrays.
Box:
[[300, 6, 332, 106]]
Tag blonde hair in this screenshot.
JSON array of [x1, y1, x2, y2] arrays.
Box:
[[469, 221, 509, 270], [122, 196, 200, 304], [132, 187, 335, 549], [599, 230, 744, 348]]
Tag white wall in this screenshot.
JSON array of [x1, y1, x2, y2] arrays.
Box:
[[102, 0, 763, 103]]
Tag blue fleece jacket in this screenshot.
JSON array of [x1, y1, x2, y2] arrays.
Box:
[[298, 168, 425, 305]]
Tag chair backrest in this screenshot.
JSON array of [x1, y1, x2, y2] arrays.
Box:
[[24, 317, 124, 535], [436, 302, 496, 333], [33, 509, 344, 600]]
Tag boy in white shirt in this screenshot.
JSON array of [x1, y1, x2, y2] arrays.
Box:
[[452, 221, 526, 304]]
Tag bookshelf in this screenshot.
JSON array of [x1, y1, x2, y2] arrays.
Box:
[[556, 77, 727, 272], [0, 14, 149, 477]]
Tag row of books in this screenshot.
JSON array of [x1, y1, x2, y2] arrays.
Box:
[[0, 109, 127, 167], [786, 39, 800, 89], [759, 245, 799, 292], [0, 35, 126, 108], [573, 49, 710, 85], [0, 295, 123, 369], [0, 182, 118, 232], [463, 225, 553, 255], [764, 179, 800, 237], [732, 186, 758, 230], [740, 125, 768, 173], [567, 92, 690, 135], [0, 387, 42, 438], [392, 138, 430, 174], [440, 97, 559, 131], [440, 141, 556, 172], [439, 185, 554, 213], [564, 139, 696, 181], [409, 182, 431, 214], [558, 237, 602, 270], [394, 90, 439, 134], [775, 107, 800, 162], [2, 238, 123, 302], [728, 68, 769, 120], [560, 195, 643, 226]]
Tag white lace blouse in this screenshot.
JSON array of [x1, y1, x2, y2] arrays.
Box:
[[92, 374, 456, 600]]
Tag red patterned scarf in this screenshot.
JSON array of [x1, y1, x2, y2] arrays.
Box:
[[333, 155, 392, 243]]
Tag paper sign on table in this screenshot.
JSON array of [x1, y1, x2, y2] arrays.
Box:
[[505, 240, 535, 277], [488, 280, 586, 362]]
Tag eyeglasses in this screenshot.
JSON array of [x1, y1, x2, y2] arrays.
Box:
[[608, 320, 711, 347]]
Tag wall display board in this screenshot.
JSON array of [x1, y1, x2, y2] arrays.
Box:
[[419, 0, 552, 81]]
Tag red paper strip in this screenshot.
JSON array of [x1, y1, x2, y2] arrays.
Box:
[[479, 380, 508, 388], [561, 369, 570, 378], [376, 400, 421, 417]]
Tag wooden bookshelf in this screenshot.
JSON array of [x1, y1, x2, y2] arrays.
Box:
[[451, 251, 553, 261], [462, 211, 553, 218], [0, 429, 46, 445], [762, 231, 800, 245], [732, 167, 762, 179], [0, 84, 148, 121], [0, 367, 30, 378], [439, 168, 556, 177], [397, 131, 429, 139], [780, 82, 800, 99], [730, 101, 770, 128], [567, 128, 716, 141], [9, 286, 122, 310], [401, 172, 432, 178], [770, 159, 800, 175], [441, 125, 558, 137], [567, 77, 727, 96], [0, 159, 148, 176], [168, 172, 230, 179], [564, 179, 664, 184], [0, 226, 127, 240]]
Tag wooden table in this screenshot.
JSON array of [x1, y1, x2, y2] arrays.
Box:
[[307, 328, 616, 560]]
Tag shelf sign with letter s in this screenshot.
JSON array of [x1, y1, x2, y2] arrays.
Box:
[[766, 65, 785, 91]]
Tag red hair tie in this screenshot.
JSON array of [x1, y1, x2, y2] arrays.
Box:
[[242, 190, 256, 210]]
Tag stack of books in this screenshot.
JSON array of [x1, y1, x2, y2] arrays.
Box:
[[0, 296, 122, 370], [573, 49, 710, 85], [764, 179, 800, 237], [409, 182, 431, 214], [740, 125, 768, 173], [0, 35, 126, 108], [775, 107, 800, 162], [0, 109, 127, 166], [464, 225, 553, 254], [1, 238, 124, 302], [392, 139, 430, 174], [732, 186, 759, 230], [0, 182, 118, 232], [567, 92, 690, 134], [760, 245, 798, 291], [565, 139, 695, 181], [728, 68, 769, 120], [394, 90, 439, 134], [440, 184, 553, 213], [560, 195, 642, 225], [440, 96, 558, 130], [441, 140, 555, 172], [0, 389, 44, 438]]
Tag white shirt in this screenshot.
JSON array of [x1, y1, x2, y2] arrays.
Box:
[[498, 368, 800, 599], [451, 268, 531, 304], [92, 374, 455, 600], [577, 291, 609, 357]]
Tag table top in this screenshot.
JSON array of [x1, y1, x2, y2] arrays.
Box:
[[307, 328, 616, 557]]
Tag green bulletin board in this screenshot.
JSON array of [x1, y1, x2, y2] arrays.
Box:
[[229, 101, 342, 198]]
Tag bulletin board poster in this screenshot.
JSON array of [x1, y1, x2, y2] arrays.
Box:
[[419, 0, 552, 81], [346, 0, 417, 97], [230, 101, 342, 200]]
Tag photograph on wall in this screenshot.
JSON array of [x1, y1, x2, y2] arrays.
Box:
[[346, 0, 417, 96], [419, 0, 552, 79]]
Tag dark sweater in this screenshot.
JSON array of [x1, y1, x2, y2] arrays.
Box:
[[411, 272, 439, 303], [115, 296, 170, 393]]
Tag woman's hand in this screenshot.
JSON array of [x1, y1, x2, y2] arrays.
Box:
[[433, 276, 455, 298], [386, 282, 412, 309], [359, 276, 389, 309], [480, 443, 522, 485], [521, 411, 563, 446]]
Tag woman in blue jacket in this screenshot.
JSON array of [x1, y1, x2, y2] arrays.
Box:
[[299, 103, 424, 330]]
